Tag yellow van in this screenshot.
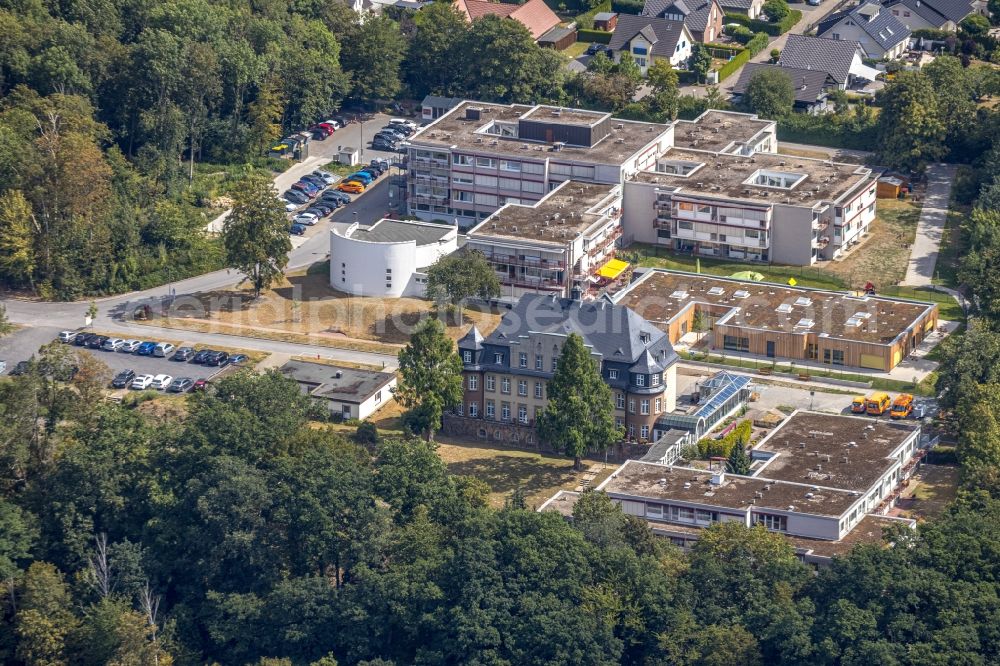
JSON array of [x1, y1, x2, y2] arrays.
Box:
[[890, 394, 914, 419], [866, 392, 891, 416], [850, 396, 867, 413]]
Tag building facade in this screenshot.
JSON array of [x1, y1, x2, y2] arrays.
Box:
[[456, 293, 680, 443], [464, 181, 624, 298]]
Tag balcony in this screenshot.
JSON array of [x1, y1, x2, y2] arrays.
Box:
[[483, 252, 566, 271], [587, 227, 623, 257]]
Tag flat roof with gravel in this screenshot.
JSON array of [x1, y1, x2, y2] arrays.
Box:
[[671, 110, 774, 152], [351, 219, 455, 246]]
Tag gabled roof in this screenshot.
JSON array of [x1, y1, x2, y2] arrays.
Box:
[[884, 0, 972, 26], [718, 0, 755, 10], [608, 15, 690, 58], [643, 0, 720, 33], [816, 2, 911, 54], [455, 0, 561, 39], [732, 63, 834, 104], [482, 294, 679, 371], [779, 34, 863, 84]]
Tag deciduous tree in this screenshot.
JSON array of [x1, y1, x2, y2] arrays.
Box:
[[425, 249, 500, 317], [744, 67, 794, 118], [222, 173, 290, 298], [394, 319, 463, 440]]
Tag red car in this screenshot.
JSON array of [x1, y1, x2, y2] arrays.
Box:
[[192, 378, 208, 391], [309, 123, 334, 138]]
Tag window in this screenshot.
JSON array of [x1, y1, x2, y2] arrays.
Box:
[[375, 391, 382, 403], [534, 382, 543, 398], [486, 400, 495, 418], [486, 375, 496, 391], [500, 160, 521, 172], [476, 157, 496, 168], [646, 503, 664, 519], [454, 154, 473, 166], [519, 352, 528, 368], [501, 377, 511, 393], [494, 353, 503, 364], [723, 335, 750, 352], [475, 174, 497, 187], [501, 402, 510, 421], [824, 349, 845, 366], [522, 180, 544, 194], [609, 369, 619, 380], [616, 393, 625, 409], [518, 405, 528, 424], [616, 417, 624, 428], [641, 399, 650, 415], [469, 403, 479, 417], [632, 45, 648, 55], [641, 425, 649, 439], [651, 373, 660, 386], [655, 398, 661, 413], [552, 358, 557, 372], [535, 354, 543, 370], [518, 380, 527, 396], [454, 191, 473, 203], [628, 424, 635, 439], [806, 343, 818, 360], [678, 220, 693, 230], [831, 32, 840, 39], [499, 177, 520, 191], [628, 399, 635, 414], [754, 513, 787, 532], [522, 162, 544, 175], [453, 174, 473, 185], [474, 193, 498, 207], [456, 403, 463, 416], [463, 351, 472, 363], [468, 375, 478, 391], [636, 374, 646, 387]]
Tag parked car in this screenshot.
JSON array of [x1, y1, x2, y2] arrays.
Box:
[[73, 333, 94, 347], [136, 341, 157, 355], [364, 163, 385, 176], [172, 346, 195, 361], [315, 200, 338, 213], [284, 189, 310, 204], [308, 124, 332, 138], [120, 339, 142, 353], [290, 223, 307, 236], [151, 374, 173, 390], [102, 337, 125, 351], [312, 171, 336, 184], [228, 354, 249, 366], [388, 118, 417, 131], [378, 127, 407, 140], [153, 343, 175, 357], [371, 158, 389, 170], [294, 212, 319, 226], [321, 191, 350, 204], [192, 378, 208, 391], [347, 171, 374, 185], [372, 140, 399, 153], [10, 360, 30, 376], [338, 181, 364, 194], [58, 330, 78, 343], [300, 175, 327, 188], [210, 351, 230, 366], [191, 349, 213, 364], [167, 377, 194, 393], [111, 369, 136, 388], [323, 119, 343, 130], [282, 201, 298, 212], [304, 207, 326, 217], [131, 374, 154, 390], [586, 42, 609, 56], [87, 335, 109, 349], [291, 182, 319, 196]]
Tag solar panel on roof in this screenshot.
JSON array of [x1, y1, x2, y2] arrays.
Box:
[[695, 375, 751, 419]]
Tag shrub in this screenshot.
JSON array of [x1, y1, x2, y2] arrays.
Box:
[[611, 0, 644, 12], [725, 24, 754, 43], [762, 0, 790, 22], [717, 48, 752, 81], [574, 0, 612, 30], [696, 420, 753, 459], [354, 420, 380, 446], [746, 31, 770, 56]]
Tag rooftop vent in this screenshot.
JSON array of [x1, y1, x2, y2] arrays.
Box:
[[670, 290, 689, 299], [465, 107, 482, 121]]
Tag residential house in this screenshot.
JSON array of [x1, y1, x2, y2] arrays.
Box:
[[607, 15, 695, 74], [642, 0, 726, 43], [779, 34, 880, 89], [882, 0, 975, 30], [453, 291, 680, 443], [816, 2, 911, 60], [279, 360, 397, 420], [718, 0, 765, 19], [454, 0, 562, 40], [731, 63, 834, 114], [464, 181, 626, 298]]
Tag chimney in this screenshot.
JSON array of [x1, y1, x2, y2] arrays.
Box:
[[711, 471, 726, 486]]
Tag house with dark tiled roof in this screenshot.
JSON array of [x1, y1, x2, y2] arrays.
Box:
[[779, 34, 880, 90], [817, 2, 911, 59], [882, 0, 975, 31], [454, 0, 562, 40], [608, 14, 695, 74], [731, 63, 835, 114], [454, 292, 680, 443], [641, 0, 726, 42], [718, 0, 765, 19]]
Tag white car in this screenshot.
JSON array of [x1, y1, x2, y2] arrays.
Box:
[[131, 374, 154, 390], [282, 201, 298, 212], [151, 374, 173, 390], [119, 339, 142, 353], [58, 330, 78, 343], [102, 337, 125, 351], [153, 343, 175, 357], [388, 118, 417, 131], [324, 119, 343, 130], [294, 212, 318, 226], [312, 171, 336, 185]]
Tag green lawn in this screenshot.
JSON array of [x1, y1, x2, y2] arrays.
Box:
[[629, 244, 848, 291], [562, 41, 590, 58]]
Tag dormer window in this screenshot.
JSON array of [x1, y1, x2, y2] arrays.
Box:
[[609, 369, 619, 380], [463, 351, 472, 363], [494, 353, 503, 364], [640, 333, 650, 344], [636, 374, 646, 387]]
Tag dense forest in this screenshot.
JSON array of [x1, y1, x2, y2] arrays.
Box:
[[0, 353, 998, 666]]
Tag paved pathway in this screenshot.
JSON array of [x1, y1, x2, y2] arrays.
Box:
[[902, 163, 958, 287]]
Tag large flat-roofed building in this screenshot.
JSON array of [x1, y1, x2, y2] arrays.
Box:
[[405, 101, 672, 227], [614, 270, 939, 371], [279, 360, 397, 420], [453, 291, 680, 443], [465, 181, 625, 298], [330, 219, 457, 297], [541, 410, 924, 565], [623, 148, 877, 264], [670, 110, 777, 155]]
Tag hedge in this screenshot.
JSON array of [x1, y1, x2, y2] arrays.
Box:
[[611, 0, 643, 12], [776, 113, 878, 150], [703, 42, 744, 54], [716, 47, 752, 81], [677, 69, 700, 84], [746, 31, 770, 56], [574, 0, 611, 30], [577, 28, 612, 42], [696, 420, 753, 459], [912, 27, 951, 41], [724, 10, 801, 36]]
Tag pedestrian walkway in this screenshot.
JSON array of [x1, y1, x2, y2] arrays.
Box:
[[902, 163, 957, 287]]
